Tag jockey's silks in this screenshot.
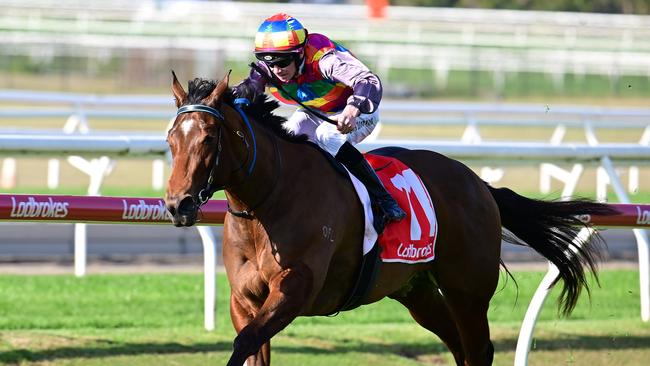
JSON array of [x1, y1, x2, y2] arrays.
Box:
[[269, 33, 354, 113]]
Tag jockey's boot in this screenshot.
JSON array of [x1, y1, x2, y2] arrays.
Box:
[[335, 142, 406, 234]]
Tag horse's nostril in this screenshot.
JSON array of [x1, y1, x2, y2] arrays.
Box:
[[178, 196, 197, 216]]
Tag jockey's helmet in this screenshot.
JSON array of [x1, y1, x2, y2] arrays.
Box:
[[254, 13, 307, 65]]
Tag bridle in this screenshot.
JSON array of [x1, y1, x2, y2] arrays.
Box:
[[175, 98, 279, 219]]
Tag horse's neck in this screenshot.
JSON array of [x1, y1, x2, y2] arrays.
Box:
[[225, 124, 329, 221], [224, 121, 284, 216]]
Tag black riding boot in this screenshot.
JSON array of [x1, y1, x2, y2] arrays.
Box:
[[335, 142, 406, 234]]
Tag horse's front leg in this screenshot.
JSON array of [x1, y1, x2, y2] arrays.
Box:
[[227, 264, 313, 366], [230, 295, 270, 366]]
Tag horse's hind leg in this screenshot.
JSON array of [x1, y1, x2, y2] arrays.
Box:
[[435, 259, 498, 366], [390, 274, 465, 365], [440, 286, 494, 366]]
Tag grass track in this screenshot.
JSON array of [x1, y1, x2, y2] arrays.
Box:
[[0, 270, 648, 365]]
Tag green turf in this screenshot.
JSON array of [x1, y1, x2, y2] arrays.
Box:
[[0, 270, 648, 365]]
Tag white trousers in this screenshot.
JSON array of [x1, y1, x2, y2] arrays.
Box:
[[282, 109, 380, 155]]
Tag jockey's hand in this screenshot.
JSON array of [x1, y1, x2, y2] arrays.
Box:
[[334, 105, 360, 134]]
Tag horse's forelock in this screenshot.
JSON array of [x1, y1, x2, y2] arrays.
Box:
[[186, 78, 217, 105]]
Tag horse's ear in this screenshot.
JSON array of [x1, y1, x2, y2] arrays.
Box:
[[204, 70, 231, 107], [171, 70, 187, 108]]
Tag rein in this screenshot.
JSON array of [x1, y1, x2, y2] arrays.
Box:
[[175, 99, 278, 219]]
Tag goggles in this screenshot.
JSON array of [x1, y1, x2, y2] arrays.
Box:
[[256, 53, 295, 68]]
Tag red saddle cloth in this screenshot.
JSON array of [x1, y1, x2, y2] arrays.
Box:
[[365, 154, 438, 264]]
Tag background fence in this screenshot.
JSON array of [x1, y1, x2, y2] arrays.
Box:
[[1, 1, 649, 97]]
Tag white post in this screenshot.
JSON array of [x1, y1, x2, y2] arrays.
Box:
[[601, 156, 649, 322], [514, 169, 588, 365], [152, 159, 165, 190], [434, 59, 450, 91], [197, 226, 217, 331], [549, 124, 566, 145], [461, 114, 481, 144], [583, 121, 599, 146], [47, 159, 60, 189], [596, 167, 611, 201], [480, 167, 504, 184], [514, 227, 594, 366], [629, 128, 650, 195], [68, 156, 114, 277], [74, 223, 87, 277], [1, 158, 17, 189], [514, 262, 559, 366], [63, 104, 90, 135], [628, 166, 639, 194]]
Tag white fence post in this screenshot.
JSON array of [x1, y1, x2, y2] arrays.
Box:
[[74, 223, 87, 277], [0, 158, 16, 189], [549, 124, 566, 145], [47, 159, 60, 189], [67, 156, 114, 277], [480, 167, 504, 184], [514, 165, 587, 365], [514, 228, 594, 366], [152, 159, 165, 190], [197, 226, 217, 331]]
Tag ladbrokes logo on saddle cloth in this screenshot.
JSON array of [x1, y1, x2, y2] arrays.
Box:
[[366, 154, 438, 264]]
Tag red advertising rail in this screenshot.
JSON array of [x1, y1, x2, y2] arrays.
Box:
[[0, 194, 227, 224], [585, 203, 650, 227], [0, 194, 648, 228]]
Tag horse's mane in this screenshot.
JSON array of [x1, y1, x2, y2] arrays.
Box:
[[186, 78, 308, 143]]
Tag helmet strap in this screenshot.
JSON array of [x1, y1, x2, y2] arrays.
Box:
[[295, 49, 306, 74]]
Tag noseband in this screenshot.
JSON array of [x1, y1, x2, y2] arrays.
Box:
[[176, 100, 257, 206]]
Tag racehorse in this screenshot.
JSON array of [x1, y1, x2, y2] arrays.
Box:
[[164, 72, 616, 366]]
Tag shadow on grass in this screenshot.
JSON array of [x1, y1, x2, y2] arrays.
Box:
[[276, 334, 650, 361], [3, 334, 650, 364], [1, 341, 232, 364]]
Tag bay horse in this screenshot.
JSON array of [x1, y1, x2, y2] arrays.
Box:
[[164, 72, 616, 366]]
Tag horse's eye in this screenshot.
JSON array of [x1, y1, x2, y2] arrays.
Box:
[[203, 135, 214, 145]]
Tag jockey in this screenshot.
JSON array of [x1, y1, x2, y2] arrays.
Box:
[[233, 13, 405, 232]]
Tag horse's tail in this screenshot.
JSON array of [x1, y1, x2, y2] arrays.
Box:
[[487, 185, 619, 315]]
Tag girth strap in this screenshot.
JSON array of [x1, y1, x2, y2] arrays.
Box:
[[327, 242, 382, 316]]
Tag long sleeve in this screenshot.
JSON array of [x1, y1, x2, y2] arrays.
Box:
[[318, 51, 383, 114]]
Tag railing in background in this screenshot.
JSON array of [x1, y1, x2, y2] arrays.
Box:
[[2, 89, 649, 194], [1, 1, 649, 93]]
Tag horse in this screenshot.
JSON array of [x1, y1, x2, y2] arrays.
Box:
[[164, 71, 616, 366]]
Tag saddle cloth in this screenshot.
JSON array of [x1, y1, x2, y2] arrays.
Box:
[[348, 154, 438, 264]]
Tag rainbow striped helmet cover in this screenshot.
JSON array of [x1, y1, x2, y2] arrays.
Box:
[[254, 13, 308, 53]]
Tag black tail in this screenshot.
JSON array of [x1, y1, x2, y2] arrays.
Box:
[[487, 185, 619, 315]]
